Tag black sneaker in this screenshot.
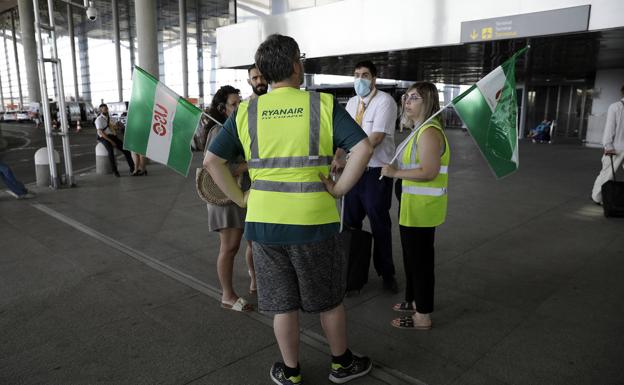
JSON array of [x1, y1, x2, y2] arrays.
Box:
[[329, 355, 372, 383], [270, 362, 303, 385]]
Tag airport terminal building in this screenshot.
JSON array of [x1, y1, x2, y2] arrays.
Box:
[[0, 0, 623, 143], [1, 1, 624, 384]]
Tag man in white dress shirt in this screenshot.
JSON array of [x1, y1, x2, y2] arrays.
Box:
[[332, 60, 399, 293]]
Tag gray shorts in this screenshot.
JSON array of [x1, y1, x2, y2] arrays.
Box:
[[252, 234, 347, 314]]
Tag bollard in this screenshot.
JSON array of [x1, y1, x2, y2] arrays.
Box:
[[34, 148, 60, 187], [95, 142, 114, 174]]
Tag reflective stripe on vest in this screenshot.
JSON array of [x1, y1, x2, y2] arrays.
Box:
[[399, 163, 448, 174], [399, 120, 450, 227], [248, 155, 332, 169], [402, 185, 447, 197], [247, 92, 323, 170], [252, 180, 327, 193], [237, 89, 338, 225]]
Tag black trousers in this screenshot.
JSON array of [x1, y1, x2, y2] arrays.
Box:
[[343, 167, 395, 278], [97, 135, 134, 173], [399, 225, 435, 314]]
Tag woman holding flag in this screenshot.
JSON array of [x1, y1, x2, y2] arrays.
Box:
[[381, 82, 450, 330]]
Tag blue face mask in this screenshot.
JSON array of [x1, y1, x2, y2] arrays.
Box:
[[354, 78, 372, 97]]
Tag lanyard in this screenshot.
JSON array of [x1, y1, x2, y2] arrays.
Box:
[[356, 88, 378, 118]]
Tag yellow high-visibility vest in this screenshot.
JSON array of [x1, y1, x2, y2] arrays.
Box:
[[399, 119, 450, 227], [236, 87, 339, 225]]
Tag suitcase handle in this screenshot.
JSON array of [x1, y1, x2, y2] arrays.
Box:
[[609, 154, 617, 182]]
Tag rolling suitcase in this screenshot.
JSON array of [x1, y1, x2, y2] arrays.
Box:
[[601, 154, 624, 218], [337, 192, 372, 292], [343, 228, 372, 292]]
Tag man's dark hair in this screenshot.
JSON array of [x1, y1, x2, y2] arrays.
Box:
[[254, 34, 300, 83], [354, 60, 377, 77], [99, 103, 107, 109], [207, 85, 239, 125], [247, 63, 258, 75]]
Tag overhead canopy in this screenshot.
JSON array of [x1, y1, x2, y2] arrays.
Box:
[[216, 0, 624, 84]]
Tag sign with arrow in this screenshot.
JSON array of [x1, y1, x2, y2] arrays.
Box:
[[460, 5, 589, 43]]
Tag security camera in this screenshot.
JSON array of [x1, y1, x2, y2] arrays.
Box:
[[86, 1, 97, 21]]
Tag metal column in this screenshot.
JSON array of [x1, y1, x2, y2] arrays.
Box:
[[2, 28, 15, 107], [17, 0, 41, 103], [48, 0, 74, 185], [179, 0, 188, 98], [126, 0, 135, 71], [10, 10, 24, 108], [78, 13, 91, 102], [67, 4, 79, 100], [112, 0, 122, 101], [229, 0, 237, 24], [196, 0, 204, 103], [33, 0, 59, 188], [0, 70, 4, 109], [135, 0, 158, 77], [33, 0, 77, 188], [208, 42, 215, 99]]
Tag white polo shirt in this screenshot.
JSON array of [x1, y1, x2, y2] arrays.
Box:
[[346, 89, 397, 167], [95, 114, 114, 136]]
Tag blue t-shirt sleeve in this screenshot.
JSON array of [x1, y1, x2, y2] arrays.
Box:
[[207, 110, 244, 161], [332, 98, 367, 151]]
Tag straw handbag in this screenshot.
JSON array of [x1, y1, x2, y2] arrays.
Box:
[[195, 167, 244, 206]]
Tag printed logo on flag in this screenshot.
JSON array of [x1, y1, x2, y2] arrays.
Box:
[[152, 103, 170, 136], [146, 84, 178, 164], [476, 66, 506, 112]]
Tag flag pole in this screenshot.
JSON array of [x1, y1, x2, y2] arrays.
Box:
[[390, 101, 453, 164], [202, 112, 223, 127], [379, 101, 453, 181]]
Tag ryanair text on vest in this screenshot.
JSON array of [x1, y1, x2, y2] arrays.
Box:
[[261, 107, 304, 120]]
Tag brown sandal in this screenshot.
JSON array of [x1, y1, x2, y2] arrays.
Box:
[[391, 316, 432, 330]]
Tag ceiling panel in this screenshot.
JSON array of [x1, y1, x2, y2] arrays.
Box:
[[303, 28, 624, 85]]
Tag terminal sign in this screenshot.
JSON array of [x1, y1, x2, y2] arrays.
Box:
[[460, 5, 590, 43]]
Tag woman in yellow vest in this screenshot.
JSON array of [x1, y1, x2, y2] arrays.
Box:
[[381, 82, 450, 330]]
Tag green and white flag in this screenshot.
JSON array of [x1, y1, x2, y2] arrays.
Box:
[[124, 66, 202, 176], [452, 47, 528, 178]]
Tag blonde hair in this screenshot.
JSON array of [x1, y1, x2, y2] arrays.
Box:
[[404, 82, 443, 128]]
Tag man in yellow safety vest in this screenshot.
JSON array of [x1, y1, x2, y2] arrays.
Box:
[[204, 34, 374, 385]]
